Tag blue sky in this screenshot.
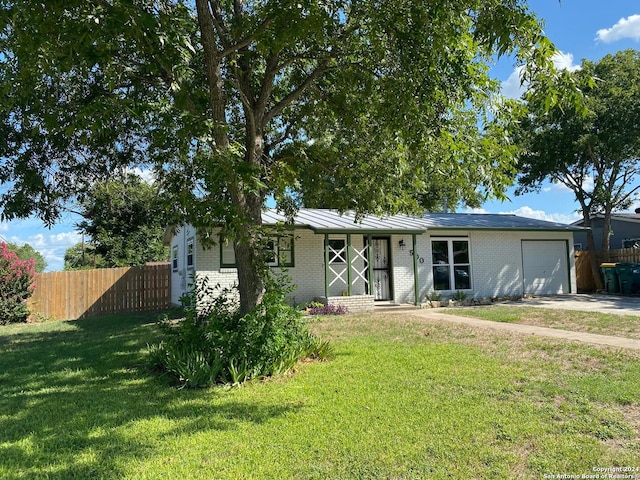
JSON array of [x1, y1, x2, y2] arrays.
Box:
[[478, 0, 640, 222], [1, 0, 639, 271]]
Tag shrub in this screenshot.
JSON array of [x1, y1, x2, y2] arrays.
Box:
[[451, 290, 468, 302], [0, 243, 36, 325], [149, 274, 331, 388]]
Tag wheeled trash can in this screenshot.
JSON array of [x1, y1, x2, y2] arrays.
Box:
[[600, 263, 619, 294]]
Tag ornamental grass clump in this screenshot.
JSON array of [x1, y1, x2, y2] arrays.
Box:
[[0, 242, 36, 325], [149, 274, 331, 388]]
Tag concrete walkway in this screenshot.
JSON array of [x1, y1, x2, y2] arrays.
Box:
[[504, 293, 640, 317], [407, 310, 640, 351]]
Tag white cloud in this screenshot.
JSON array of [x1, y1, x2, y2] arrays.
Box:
[[465, 205, 581, 224], [501, 51, 581, 99], [7, 231, 82, 272], [49, 232, 83, 245], [464, 207, 489, 214], [596, 14, 640, 43], [551, 51, 581, 73], [0, 223, 8, 232], [499, 206, 581, 224], [501, 65, 526, 99], [549, 176, 594, 194], [125, 167, 156, 184], [24, 233, 47, 248]]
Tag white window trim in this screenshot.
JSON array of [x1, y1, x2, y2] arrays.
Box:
[[431, 237, 472, 291], [172, 245, 179, 272], [186, 237, 195, 269]]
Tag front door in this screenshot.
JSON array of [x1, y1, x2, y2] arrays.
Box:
[[371, 238, 391, 300]]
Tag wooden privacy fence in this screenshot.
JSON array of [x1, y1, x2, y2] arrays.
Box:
[[28, 264, 171, 321], [575, 249, 640, 292]]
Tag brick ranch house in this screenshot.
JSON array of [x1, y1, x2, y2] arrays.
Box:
[[165, 208, 582, 312]]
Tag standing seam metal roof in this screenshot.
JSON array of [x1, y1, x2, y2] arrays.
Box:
[[261, 208, 582, 232]]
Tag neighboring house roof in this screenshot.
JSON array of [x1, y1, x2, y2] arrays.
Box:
[[261, 208, 582, 233], [571, 213, 640, 227]]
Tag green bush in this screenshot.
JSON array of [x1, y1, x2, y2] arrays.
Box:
[[149, 274, 331, 388]]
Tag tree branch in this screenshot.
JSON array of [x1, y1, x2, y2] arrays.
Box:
[[195, 0, 229, 148], [263, 59, 332, 127]]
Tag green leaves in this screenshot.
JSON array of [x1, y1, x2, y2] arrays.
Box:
[[150, 274, 329, 388], [0, 0, 560, 310], [514, 49, 640, 256], [73, 173, 169, 268]]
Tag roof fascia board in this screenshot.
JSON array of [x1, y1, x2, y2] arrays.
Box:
[[309, 228, 427, 235], [425, 227, 585, 232]]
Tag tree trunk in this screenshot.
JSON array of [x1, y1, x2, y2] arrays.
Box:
[[231, 131, 267, 316], [232, 193, 266, 316], [583, 215, 604, 291], [601, 208, 613, 263], [195, 1, 267, 315]]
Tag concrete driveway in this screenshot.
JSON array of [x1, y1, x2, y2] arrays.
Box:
[[506, 294, 640, 316]]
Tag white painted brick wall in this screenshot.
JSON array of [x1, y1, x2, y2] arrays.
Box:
[[169, 224, 197, 306], [417, 230, 576, 301], [315, 295, 375, 313], [168, 225, 576, 307]]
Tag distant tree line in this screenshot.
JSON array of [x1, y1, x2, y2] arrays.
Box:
[[64, 174, 169, 270]]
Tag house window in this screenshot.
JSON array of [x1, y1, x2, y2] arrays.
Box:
[[265, 239, 278, 266], [328, 239, 346, 263], [431, 238, 471, 290], [278, 236, 294, 267], [172, 245, 178, 271], [186, 238, 194, 269], [220, 235, 294, 268], [266, 236, 294, 267], [220, 239, 236, 268]]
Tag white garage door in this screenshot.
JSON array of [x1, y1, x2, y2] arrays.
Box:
[[522, 240, 569, 295]]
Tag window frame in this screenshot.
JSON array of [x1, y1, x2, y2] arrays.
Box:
[[431, 237, 472, 291], [186, 237, 195, 269], [219, 234, 294, 268], [172, 245, 178, 272], [277, 235, 295, 268], [220, 238, 236, 268]]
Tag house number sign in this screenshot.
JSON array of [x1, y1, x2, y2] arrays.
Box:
[[409, 250, 425, 263]]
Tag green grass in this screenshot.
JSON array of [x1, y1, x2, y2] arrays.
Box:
[[447, 305, 640, 339], [1, 311, 639, 479]]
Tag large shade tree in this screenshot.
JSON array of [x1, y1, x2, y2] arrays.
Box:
[[514, 49, 640, 289], [75, 173, 169, 267], [0, 1, 561, 314]]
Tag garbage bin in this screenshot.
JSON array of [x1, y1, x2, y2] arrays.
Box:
[[632, 264, 640, 295], [615, 263, 636, 295], [601, 263, 619, 294], [616, 262, 640, 295]]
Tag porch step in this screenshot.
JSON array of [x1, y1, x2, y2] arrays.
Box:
[[373, 302, 426, 313]]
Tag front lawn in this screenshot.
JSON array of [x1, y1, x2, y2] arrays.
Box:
[[447, 305, 640, 339], [1, 311, 639, 479]]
